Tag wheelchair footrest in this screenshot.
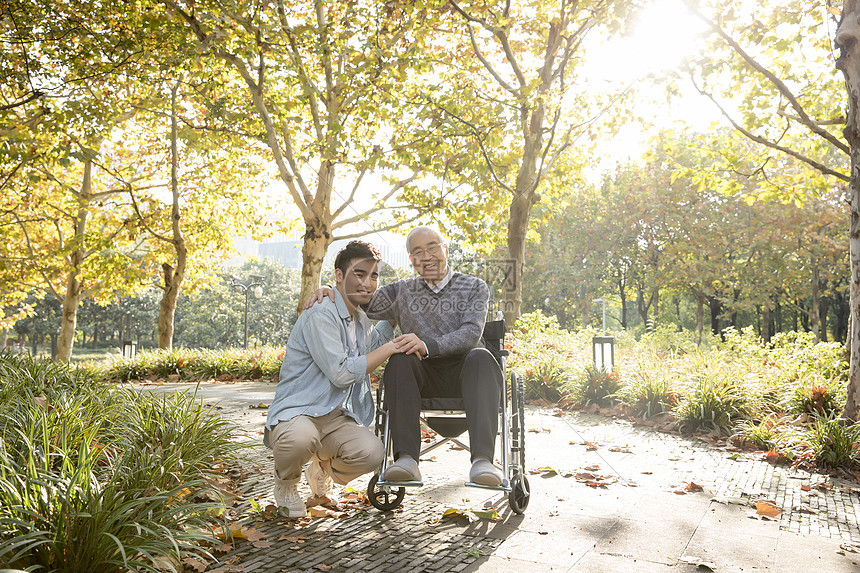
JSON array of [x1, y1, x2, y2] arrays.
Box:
[[377, 479, 423, 488], [464, 480, 511, 492]]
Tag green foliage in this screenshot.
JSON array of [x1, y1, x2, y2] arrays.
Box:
[[806, 413, 860, 468], [87, 346, 285, 383], [787, 378, 845, 417], [676, 365, 756, 434], [522, 358, 568, 402], [737, 416, 782, 451], [514, 310, 562, 336], [0, 353, 243, 571], [571, 365, 623, 407], [619, 368, 678, 419]]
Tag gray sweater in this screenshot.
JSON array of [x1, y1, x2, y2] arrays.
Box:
[[366, 272, 489, 357]]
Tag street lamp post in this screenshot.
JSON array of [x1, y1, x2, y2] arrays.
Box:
[[591, 297, 614, 372], [232, 273, 264, 349]]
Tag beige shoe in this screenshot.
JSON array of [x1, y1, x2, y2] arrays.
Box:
[[304, 460, 333, 498], [273, 476, 306, 517], [381, 455, 421, 481]]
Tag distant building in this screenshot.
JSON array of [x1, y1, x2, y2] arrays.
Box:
[[240, 234, 411, 271]]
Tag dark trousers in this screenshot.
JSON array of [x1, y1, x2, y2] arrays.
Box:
[[383, 347, 502, 462]]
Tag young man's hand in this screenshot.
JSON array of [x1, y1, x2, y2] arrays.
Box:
[[394, 333, 428, 359], [302, 285, 335, 309]]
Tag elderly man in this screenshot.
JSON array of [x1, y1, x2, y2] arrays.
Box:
[[307, 226, 504, 486], [265, 240, 402, 517]]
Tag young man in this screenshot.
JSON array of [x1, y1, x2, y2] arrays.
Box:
[[305, 226, 504, 486], [264, 241, 401, 517]]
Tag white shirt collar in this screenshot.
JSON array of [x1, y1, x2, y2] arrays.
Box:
[[426, 266, 453, 293]]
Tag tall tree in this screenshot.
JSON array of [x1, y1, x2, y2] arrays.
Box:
[[675, 0, 859, 417], [416, 0, 638, 324], [160, 0, 451, 310]]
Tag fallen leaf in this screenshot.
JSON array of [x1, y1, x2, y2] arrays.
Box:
[[249, 403, 269, 409], [675, 556, 716, 571], [608, 446, 632, 453], [182, 557, 209, 573], [755, 501, 782, 518], [528, 427, 551, 433], [685, 481, 704, 492], [253, 540, 274, 548], [314, 565, 332, 571]]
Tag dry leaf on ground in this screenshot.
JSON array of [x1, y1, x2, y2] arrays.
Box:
[[755, 501, 782, 518]]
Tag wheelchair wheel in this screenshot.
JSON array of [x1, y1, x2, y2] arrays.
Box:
[[509, 370, 526, 469], [508, 472, 530, 514], [367, 474, 405, 511]]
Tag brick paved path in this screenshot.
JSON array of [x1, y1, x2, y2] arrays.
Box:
[[133, 382, 860, 571], [197, 396, 860, 572]]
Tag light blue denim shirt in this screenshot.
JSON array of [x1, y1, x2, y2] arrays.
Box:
[[264, 288, 393, 446]]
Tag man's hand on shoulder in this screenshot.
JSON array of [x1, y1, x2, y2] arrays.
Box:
[[302, 285, 335, 309], [393, 333, 428, 359]]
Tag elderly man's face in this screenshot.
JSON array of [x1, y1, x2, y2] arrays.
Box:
[[408, 229, 449, 284]]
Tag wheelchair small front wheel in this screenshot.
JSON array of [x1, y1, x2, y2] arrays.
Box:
[[508, 473, 530, 514], [367, 474, 405, 511]]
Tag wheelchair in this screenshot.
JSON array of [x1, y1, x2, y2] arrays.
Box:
[[366, 319, 531, 514]]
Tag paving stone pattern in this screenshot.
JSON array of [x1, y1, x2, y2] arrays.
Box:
[[133, 383, 860, 572]]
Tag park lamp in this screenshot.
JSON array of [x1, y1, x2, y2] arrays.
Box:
[[591, 297, 614, 372], [232, 273, 265, 349]]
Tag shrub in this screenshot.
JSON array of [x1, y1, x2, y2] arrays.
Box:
[[785, 376, 845, 417], [737, 415, 782, 450], [522, 358, 568, 401], [0, 354, 244, 571], [570, 365, 623, 406], [676, 365, 755, 434], [620, 368, 678, 419], [806, 413, 860, 468]]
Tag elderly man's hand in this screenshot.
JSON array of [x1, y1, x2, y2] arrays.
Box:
[[302, 285, 335, 309], [394, 333, 428, 359]]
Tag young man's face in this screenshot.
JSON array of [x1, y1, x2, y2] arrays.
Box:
[[408, 229, 449, 284], [336, 258, 380, 310]]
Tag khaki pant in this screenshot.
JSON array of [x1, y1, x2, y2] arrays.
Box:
[[267, 409, 384, 485]]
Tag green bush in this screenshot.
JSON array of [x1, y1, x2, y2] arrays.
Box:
[[620, 368, 678, 419], [0, 354, 244, 571], [522, 358, 568, 401], [787, 378, 844, 417], [570, 364, 623, 407], [676, 364, 756, 434], [88, 346, 284, 383], [806, 413, 860, 468]]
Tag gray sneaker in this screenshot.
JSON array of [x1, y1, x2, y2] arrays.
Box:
[[381, 455, 421, 482], [273, 476, 306, 517], [304, 460, 333, 498]]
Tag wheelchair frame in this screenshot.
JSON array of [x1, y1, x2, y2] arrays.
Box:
[[366, 319, 531, 514]]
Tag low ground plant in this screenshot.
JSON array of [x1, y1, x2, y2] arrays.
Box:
[[91, 346, 284, 383], [0, 353, 244, 571], [619, 368, 678, 419], [675, 361, 757, 434], [806, 412, 860, 468], [569, 364, 623, 407]]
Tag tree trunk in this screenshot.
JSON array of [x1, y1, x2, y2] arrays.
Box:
[[836, 2, 860, 419], [708, 295, 721, 336], [811, 263, 821, 343], [762, 305, 771, 343], [55, 161, 93, 362], [158, 81, 187, 351], [695, 290, 705, 346], [618, 277, 628, 329], [821, 297, 830, 343]]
